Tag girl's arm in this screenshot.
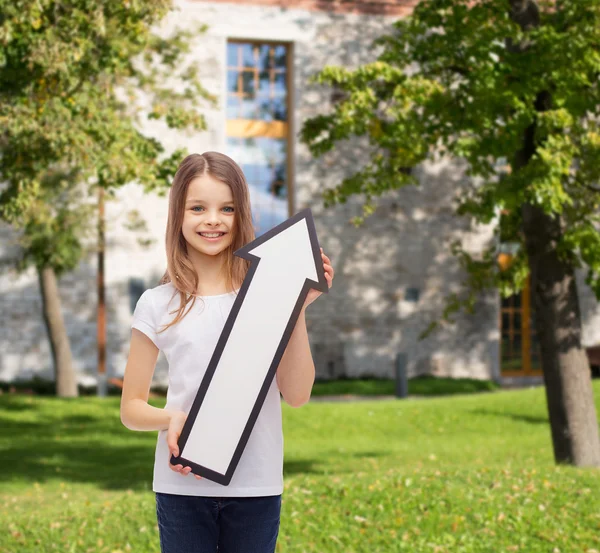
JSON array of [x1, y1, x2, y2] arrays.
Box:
[[121, 329, 202, 480], [276, 308, 315, 408], [120, 329, 182, 430], [275, 249, 334, 407]]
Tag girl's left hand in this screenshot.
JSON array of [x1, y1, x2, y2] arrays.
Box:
[[303, 248, 334, 309]]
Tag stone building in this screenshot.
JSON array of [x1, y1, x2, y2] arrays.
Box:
[[2, 0, 600, 389]]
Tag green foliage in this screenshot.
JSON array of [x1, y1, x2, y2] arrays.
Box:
[[0, 0, 215, 275], [2, 384, 600, 551], [301, 0, 600, 330], [310, 376, 499, 397]]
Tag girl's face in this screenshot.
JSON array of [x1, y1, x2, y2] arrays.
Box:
[[181, 173, 236, 257]]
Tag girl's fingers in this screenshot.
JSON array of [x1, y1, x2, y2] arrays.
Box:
[[321, 254, 333, 275], [167, 435, 179, 457], [169, 464, 193, 475]]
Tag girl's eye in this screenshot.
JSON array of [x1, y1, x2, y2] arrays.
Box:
[[190, 206, 234, 213]]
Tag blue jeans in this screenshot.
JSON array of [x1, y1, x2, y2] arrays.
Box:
[[155, 492, 282, 553]]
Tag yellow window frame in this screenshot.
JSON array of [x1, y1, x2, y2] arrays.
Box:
[[498, 253, 543, 377]]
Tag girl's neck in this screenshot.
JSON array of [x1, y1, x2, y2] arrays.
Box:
[[188, 249, 231, 296]]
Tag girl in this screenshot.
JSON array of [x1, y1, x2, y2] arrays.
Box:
[[120, 152, 334, 553]]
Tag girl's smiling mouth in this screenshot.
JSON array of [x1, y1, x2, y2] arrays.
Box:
[[197, 231, 227, 241]]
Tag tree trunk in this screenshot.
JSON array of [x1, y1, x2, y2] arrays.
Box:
[[510, 0, 600, 467], [38, 265, 78, 397], [521, 204, 600, 466]]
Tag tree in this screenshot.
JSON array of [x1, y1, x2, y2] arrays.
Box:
[[0, 1, 215, 396], [301, 0, 600, 466]]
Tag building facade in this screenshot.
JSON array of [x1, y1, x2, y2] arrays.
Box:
[[1, 0, 600, 388]]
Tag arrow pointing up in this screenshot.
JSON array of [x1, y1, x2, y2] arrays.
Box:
[[172, 208, 328, 485], [238, 212, 321, 281]]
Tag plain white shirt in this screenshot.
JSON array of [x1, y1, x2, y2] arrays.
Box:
[[130, 282, 284, 497]]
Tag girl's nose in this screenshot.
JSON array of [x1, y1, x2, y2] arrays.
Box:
[[206, 212, 222, 225]]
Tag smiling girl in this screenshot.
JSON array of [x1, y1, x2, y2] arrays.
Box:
[[119, 152, 334, 553]]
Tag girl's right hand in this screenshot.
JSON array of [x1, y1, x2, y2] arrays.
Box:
[[167, 410, 202, 480]]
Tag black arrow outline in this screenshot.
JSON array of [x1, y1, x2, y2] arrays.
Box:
[[170, 208, 328, 485]]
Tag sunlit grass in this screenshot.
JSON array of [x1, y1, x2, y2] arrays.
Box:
[[1, 382, 599, 552]]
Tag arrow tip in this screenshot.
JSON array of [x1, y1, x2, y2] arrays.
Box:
[[235, 209, 328, 292]]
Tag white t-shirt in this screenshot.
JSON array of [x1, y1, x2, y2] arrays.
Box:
[[130, 281, 284, 497]]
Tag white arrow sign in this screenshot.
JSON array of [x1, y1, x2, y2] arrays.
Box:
[[171, 208, 328, 485]]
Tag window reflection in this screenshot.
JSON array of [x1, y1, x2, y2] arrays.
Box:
[[227, 42, 288, 122], [501, 291, 523, 372], [226, 40, 290, 236], [500, 285, 542, 373], [227, 136, 288, 236]]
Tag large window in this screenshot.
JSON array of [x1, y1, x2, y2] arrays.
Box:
[[225, 41, 292, 236]]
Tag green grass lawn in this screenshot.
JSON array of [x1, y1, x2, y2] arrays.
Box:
[[1, 383, 600, 553], [2, 375, 500, 398]]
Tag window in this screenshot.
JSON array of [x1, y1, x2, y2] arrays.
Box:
[[498, 212, 542, 375], [499, 278, 542, 375], [225, 41, 292, 236]]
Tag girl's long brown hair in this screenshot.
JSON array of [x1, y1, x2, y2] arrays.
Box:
[[157, 152, 254, 333]]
